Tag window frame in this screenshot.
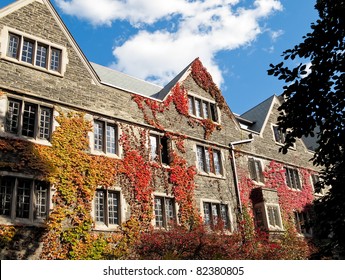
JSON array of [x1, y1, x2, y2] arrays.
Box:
[[1, 27, 66, 76], [254, 202, 283, 231], [94, 188, 121, 229], [248, 157, 264, 183], [272, 125, 286, 144], [0, 175, 50, 225], [188, 94, 219, 123], [149, 134, 170, 165], [293, 210, 313, 236], [5, 97, 53, 141], [196, 145, 223, 176], [93, 119, 119, 156], [153, 195, 176, 228], [202, 201, 231, 230], [285, 167, 302, 190]]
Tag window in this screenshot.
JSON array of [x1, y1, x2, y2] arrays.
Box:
[[248, 158, 264, 183], [94, 189, 120, 227], [150, 134, 170, 165], [196, 145, 223, 175], [6, 32, 63, 73], [266, 205, 282, 229], [272, 125, 285, 144], [294, 211, 312, 235], [254, 203, 283, 231], [188, 95, 218, 122], [285, 167, 302, 190], [154, 196, 176, 228], [94, 120, 118, 155], [0, 176, 49, 222], [311, 174, 323, 194], [203, 202, 230, 229], [5, 98, 53, 140]]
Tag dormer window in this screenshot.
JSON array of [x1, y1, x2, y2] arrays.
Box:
[[188, 95, 218, 122]]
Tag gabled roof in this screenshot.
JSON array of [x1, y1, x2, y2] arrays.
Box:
[[240, 95, 276, 133], [152, 60, 193, 100], [90, 62, 163, 98], [91, 59, 194, 101], [0, 0, 100, 85]]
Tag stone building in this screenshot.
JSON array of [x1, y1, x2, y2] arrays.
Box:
[[0, 0, 321, 259]]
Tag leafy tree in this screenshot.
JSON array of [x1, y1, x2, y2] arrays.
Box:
[[268, 0, 345, 258]]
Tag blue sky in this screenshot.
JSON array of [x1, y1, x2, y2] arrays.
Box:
[[0, 0, 318, 114]]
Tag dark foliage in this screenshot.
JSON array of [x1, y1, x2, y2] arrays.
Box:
[[268, 0, 345, 257]]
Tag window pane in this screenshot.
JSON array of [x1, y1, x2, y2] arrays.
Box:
[[202, 102, 209, 119], [273, 126, 285, 143], [160, 136, 169, 165], [203, 202, 211, 226], [205, 148, 211, 173], [50, 48, 61, 72], [6, 99, 21, 134], [210, 103, 218, 122], [150, 135, 158, 161], [220, 204, 229, 229], [22, 103, 37, 137], [7, 33, 20, 59], [94, 121, 104, 151], [16, 179, 31, 219], [39, 107, 52, 140], [267, 205, 281, 228], [95, 191, 105, 223], [165, 198, 175, 225], [35, 44, 47, 68], [213, 150, 222, 175], [211, 204, 219, 225], [195, 99, 202, 118], [108, 192, 119, 225], [154, 197, 163, 227], [197, 146, 205, 172], [0, 177, 14, 216], [254, 207, 265, 229], [21, 39, 34, 63], [35, 181, 48, 219], [188, 96, 194, 115], [106, 124, 116, 154]]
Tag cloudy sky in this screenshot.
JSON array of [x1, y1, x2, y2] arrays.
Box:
[[1, 0, 318, 114]]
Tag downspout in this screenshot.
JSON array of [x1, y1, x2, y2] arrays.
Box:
[[229, 138, 254, 215]]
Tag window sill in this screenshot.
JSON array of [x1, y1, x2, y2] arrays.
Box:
[[0, 131, 52, 146], [93, 223, 120, 232], [1, 57, 64, 77], [90, 150, 120, 159], [189, 114, 220, 125], [0, 216, 46, 227], [197, 171, 226, 180]]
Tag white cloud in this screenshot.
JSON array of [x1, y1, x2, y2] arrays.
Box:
[[55, 0, 283, 87]]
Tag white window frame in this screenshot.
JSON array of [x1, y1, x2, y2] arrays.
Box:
[[0, 27, 67, 76], [188, 93, 219, 123], [254, 202, 283, 231], [92, 119, 119, 157], [0, 174, 50, 225]]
